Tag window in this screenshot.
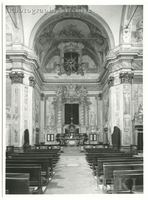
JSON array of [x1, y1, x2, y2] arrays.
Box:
[[47, 134, 54, 142], [90, 134, 97, 141]]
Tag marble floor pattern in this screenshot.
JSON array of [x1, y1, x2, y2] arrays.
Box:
[[45, 150, 103, 194]]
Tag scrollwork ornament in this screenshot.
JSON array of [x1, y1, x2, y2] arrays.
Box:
[[119, 72, 134, 84], [9, 72, 24, 84]]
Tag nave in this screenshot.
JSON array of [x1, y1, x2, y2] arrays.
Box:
[[45, 147, 101, 194]]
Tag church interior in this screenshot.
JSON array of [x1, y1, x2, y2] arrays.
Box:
[[5, 5, 143, 195]]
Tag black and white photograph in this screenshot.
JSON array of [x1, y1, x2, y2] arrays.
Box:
[[3, 1, 146, 198]]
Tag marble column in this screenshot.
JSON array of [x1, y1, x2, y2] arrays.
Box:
[[40, 93, 45, 143], [119, 72, 134, 146], [9, 71, 24, 147]]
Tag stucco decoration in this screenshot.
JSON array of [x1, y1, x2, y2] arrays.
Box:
[[34, 16, 109, 77], [46, 97, 55, 127], [6, 107, 11, 120], [131, 20, 143, 44], [24, 86, 28, 111], [12, 113, 19, 143], [123, 117, 131, 145], [132, 84, 143, 125], [15, 87, 19, 114], [35, 90, 40, 126], [123, 85, 130, 115]]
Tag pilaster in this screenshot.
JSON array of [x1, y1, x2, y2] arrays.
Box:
[[9, 71, 24, 147], [119, 72, 134, 146], [40, 93, 45, 142], [98, 93, 103, 142]]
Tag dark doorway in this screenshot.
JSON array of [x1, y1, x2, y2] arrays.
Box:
[[65, 104, 79, 125], [138, 132, 143, 151]]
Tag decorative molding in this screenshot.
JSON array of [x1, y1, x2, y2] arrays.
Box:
[[29, 76, 36, 87], [9, 72, 24, 84], [119, 72, 134, 84], [108, 76, 114, 88]]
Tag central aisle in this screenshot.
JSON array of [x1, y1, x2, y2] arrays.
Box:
[[45, 147, 102, 194]]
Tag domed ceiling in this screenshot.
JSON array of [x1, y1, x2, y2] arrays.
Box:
[[34, 7, 110, 82]]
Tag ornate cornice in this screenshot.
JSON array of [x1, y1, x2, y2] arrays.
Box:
[[29, 76, 36, 87], [9, 72, 24, 84], [119, 72, 134, 84], [108, 76, 114, 88]]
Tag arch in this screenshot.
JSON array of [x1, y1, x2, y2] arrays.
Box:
[[29, 9, 115, 51]]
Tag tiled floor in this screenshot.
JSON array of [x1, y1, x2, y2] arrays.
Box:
[[45, 147, 103, 194]]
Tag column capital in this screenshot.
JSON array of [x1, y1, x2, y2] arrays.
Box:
[[9, 72, 24, 84], [119, 72, 134, 84], [41, 93, 45, 101], [29, 76, 36, 87], [98, 93, 102, 100], [108, 76, 114, 88]]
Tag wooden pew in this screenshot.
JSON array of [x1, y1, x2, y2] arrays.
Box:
[[113, 170, 143, 193], [6, 159, 50, 181], [85, 153, 133, 169], [96, 157, 143, 177], [92, 154, 135, 172], [13, 152, 60, 165], [102, 163, 143, 190], [28, 149, 60, 154], [6, 176, 30, 194], [7, 156, 54, 172], [6, 173, 35, 194], [85, 148, 121, 153], [6, 164, 43, 194]]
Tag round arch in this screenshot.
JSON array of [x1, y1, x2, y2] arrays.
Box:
[[29, 9, 115, 51]]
